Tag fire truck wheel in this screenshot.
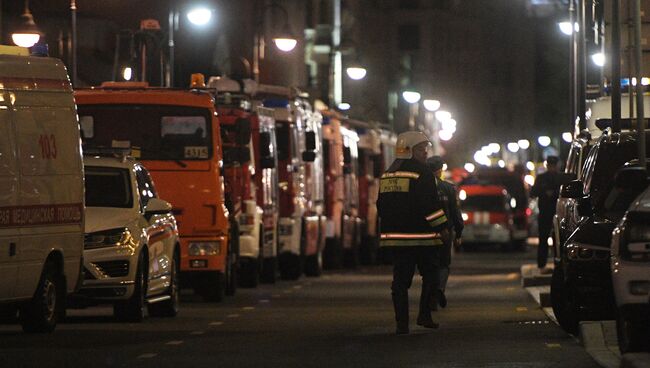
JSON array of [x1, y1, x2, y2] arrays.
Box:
[[323, 238, 343, 269], [238, 257, 260, 288], [198, 272, 225, 302], [225, 230, 238, 297], [279, 253, 302, 280], [304, 252, 322, 277], [19, 261, 64, 333]]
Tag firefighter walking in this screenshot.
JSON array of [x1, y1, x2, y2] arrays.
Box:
[[427, 156, 464, 309], [377, 131, 448, 335]]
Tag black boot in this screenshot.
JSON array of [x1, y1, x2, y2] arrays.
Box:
[[392, 291, 409, 335]]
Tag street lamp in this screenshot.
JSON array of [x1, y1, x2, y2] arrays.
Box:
[[517, 139, 530, 149], [11, 0, 42, 48], [435, 110, 452, 122], [538, 136, 551, 147], [507, 142, 520, 153], [423, 99, 441, 112], [187, 7, 212, 26], [562, 132, 573, 143], [253, 2, 298, 82], [591, 52, 605, 67], [402, 90, 421, 104], [345, 65, 367, 80], [337, 102, 351, 110], [168, 6, 215, 87]]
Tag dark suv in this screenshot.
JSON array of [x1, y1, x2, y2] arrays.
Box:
[[551, 128, 650, 334]]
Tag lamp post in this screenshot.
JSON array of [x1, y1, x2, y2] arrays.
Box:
[[253, 1, 298, 83], [11, 0, 41, 48], [167, 6, 213, 87]]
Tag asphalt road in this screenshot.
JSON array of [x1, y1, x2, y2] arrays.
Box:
[[0, 244, 599, 368]]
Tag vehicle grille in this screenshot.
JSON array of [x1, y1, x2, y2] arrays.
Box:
[[93, 260, 129, 278]]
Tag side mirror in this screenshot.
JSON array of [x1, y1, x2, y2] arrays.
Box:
[[560, 179, 584, 199], [235, 118, 252, 145], [577, 197, 593, 217], [261, 157, 276, 169], [615, 166, 649, 192], [302, 151, 316, 162], [305, 131, 316, 151], [145, 198, 172, 217]]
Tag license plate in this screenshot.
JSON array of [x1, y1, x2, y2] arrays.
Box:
[[189, 259, 208, 268]]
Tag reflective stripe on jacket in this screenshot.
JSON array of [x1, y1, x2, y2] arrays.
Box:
[[377, 159, 447, 247]]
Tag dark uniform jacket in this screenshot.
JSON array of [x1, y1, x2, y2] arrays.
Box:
[[530, 171, 561, 218], [436, 178, 464, 238], [377, 159, 448, 247]]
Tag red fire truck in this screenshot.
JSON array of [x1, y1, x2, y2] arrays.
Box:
[[260, 87, 326, 279], [321, 110, 362, 268], [207, 76, 280, 284]]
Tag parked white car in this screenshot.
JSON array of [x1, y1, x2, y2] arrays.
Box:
[[611, 172, 650, 353], [75, 155, 180, 321]]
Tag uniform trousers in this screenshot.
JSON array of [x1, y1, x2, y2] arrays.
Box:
[[391, 246, 440, 325], [537, 214, 553, 269], [438, 229, 455, 292]]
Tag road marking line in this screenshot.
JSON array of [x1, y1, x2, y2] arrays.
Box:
[[293, 285, 302, 289], [259, 299, 270, 303], [209, 321, 224, 326], [190, 331, 205, 335], [516, 307, 529, 312], [138, 353, 158, 359], [546, 343, 562, 348], [243, 306, 255, 311], [166, 341, 184, 345], [227, 313, 240, 318]]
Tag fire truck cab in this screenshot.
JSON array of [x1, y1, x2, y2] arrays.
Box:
[[75, 81, 236, 302]]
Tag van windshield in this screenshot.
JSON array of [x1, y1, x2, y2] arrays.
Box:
[[78, 104, 213, 161], [461, 195, 506, 213], [85, 167, 133, 208]]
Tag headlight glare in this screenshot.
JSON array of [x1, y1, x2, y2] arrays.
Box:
[[188, 241, 221, 256]]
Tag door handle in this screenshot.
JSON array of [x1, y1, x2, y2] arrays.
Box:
[[9, 242, 16, 256]]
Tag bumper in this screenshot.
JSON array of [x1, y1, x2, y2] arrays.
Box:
[[463, 224, 511, 244], [613, 260, 650, 307], [278, 217, 301, 256], [78, 245, 137, 301]]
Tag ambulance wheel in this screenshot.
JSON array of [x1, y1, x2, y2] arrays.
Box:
[[114, 252, 147, 322], [304, 252, 322, 277], [20, 261, 64, 333]]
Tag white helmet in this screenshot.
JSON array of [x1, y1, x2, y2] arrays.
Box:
[[395, 131, 431, 159]]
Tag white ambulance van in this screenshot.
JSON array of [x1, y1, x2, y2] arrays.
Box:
[[0, 46, 84, 332]]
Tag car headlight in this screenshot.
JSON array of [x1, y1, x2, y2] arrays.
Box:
[[85, 228, 131, 250], [188, 241, 221, 256]]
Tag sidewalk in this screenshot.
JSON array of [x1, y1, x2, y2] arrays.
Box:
[[521, 263, 650, 368]]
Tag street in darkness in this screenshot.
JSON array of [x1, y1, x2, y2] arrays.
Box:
[[0, 245, 597, 368]]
